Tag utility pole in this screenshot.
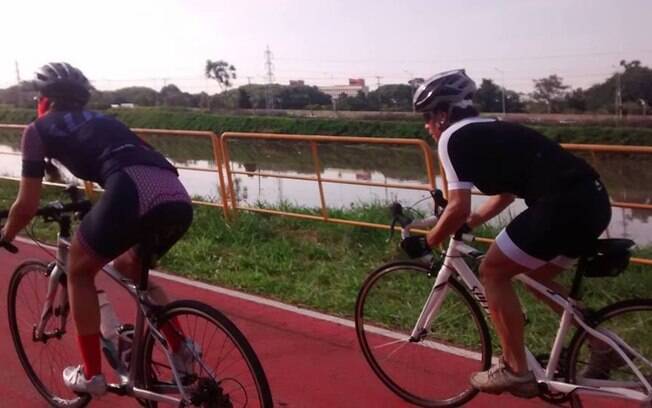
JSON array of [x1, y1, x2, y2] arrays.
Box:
[[375, 76, 382, 89], [613, 65, 623, 119], [264, 45, 275, 110], [15, 60, 21, 82], [15, 60, 22, 107], [494, 67, 506, 115], [246, 76, 253, 85]]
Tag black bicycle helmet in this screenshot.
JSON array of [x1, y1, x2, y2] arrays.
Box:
[[34, 62, 91, 105], [412, 69, 476, 113]]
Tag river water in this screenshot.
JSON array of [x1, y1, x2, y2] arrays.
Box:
[[0, 132, 650, 246]]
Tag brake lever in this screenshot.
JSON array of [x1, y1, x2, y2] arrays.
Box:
[[430, 189, 448, 216], [388, 202, 413, 241]]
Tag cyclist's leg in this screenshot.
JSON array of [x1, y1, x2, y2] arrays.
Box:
[[67, 235, 110, 380], [114, 248, 171, 305], [113, 246, 185, 353], [525, 262, 570, 315], [64, 171, 142, 393], [479, 243, 533, 375], [115, 166, 193, 354]]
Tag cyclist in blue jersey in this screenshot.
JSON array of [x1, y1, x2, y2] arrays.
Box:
[[0, 63, 195, 395], [404, 69, 611, 398]]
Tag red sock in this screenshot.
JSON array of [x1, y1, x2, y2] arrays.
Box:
[[161, 316, 184, 353], [77, 333, 102, 378]]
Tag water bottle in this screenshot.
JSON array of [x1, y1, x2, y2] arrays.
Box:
[[98, 290, 121, 370]]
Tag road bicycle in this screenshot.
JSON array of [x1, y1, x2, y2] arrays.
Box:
[[2, 186, 273, 407], [354, 190, 650, 407]]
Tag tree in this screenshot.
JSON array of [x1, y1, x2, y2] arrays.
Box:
[[368, 84, 413, 111], [531, 74, 569, 113], [205, 60, 237, 91], [584, 60, 652, 113], [565, 88, 587, 113], [474, 79, 503, 113], [237, 88, 252, 109], [159, 84, 189, 106], [473, 79, 524, 113]]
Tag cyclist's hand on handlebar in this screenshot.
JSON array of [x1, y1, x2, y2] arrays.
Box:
[[400, 236, 431, 259]]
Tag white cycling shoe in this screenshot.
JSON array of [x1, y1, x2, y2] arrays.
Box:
[[63, 365, 107, 396]]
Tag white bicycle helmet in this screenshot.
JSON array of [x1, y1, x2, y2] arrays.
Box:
[[412, 69, 476, 113]]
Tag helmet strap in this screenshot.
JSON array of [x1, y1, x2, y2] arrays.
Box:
[[37, 96, 51, 118]]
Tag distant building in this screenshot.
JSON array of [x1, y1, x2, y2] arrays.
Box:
[[289, 80, 305, 86], [110, 103, 136, 109], [319, 78, 369, 98]]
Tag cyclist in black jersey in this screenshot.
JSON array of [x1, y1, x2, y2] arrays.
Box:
[[0, 63, 194, 395], [406, 70, 611, 398]]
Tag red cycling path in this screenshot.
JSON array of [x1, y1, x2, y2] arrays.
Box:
[[0, 240, 633, 407]]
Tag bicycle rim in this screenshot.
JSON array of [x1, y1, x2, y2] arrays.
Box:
[[142, 300, 273, 407], [355, 262, 491, 407], [7, 261, 91, 408], [567, 299, 652, 407]]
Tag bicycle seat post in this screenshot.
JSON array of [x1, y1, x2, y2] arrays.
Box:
[[136, 236, 156, 292]]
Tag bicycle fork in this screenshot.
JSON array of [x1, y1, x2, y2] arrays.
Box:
[[409, 265, 454, 341], [34, 263, 70, 341]]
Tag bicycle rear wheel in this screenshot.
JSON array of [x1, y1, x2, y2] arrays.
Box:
[[142, 299, 273, 407], [355, 261, 491, 407], [7, 260, 91, 408], [566, 299, 652, 407]]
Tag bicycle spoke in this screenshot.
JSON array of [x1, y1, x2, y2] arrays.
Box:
[[143, 301, 272, 407], [356, 262, 490, 406]]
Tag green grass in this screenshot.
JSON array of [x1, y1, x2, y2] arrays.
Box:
[[1, 179, 651, 355]]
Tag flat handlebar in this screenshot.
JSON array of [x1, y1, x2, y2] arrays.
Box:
[[0, 185, 92, 254]]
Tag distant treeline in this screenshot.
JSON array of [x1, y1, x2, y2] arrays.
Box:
[[1, 107, 651, 146], [1, 60, 651, 115]]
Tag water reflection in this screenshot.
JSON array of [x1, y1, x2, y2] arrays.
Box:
[[0, 131, 650, 245]]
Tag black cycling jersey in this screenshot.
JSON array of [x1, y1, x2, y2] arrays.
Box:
[[22, 111, 176, 186], [438, 117, 598, 204]]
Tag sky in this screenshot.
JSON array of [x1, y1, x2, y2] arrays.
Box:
[[1, 0, 651, 95]]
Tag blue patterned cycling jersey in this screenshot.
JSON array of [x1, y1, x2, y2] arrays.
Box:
[[21, 111, 176, 186]]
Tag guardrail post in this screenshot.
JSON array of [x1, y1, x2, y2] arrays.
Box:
[[310, 141, 329, 220], [211, 132, 231, 220], [219, 133, 239, 216]]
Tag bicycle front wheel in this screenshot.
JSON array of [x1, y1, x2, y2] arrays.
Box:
[[566, 299, 652, 407], [142, 299, 273, 407], [7, 260, 91, 408], [355, 261, 491, 407]]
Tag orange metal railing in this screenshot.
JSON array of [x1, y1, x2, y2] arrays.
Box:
[[220, 131, 438, 230], [0, 124, 230, 217], [1, 123, 650, 266]]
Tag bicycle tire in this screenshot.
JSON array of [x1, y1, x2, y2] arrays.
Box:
[[142, 299, 273, 407], [7, 260, 91, 408], [566, 298, 652, 408], [355, 261, 491, 407]]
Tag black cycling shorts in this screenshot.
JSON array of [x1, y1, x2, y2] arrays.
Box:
[[495, 178, 611, 270], [77, 168, 193, 263]]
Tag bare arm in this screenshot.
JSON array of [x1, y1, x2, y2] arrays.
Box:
[[1, 177, 42, 241], [466, 193, 515, 229], [425, 189, 471, 248]]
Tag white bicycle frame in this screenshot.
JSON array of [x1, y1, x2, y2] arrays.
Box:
[[403, 217, 652, 404]]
